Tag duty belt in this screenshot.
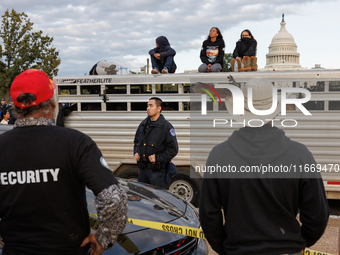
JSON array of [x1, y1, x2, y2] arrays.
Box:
[[139, 161, 167, 171]]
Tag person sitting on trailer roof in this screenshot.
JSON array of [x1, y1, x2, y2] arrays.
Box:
[[231, 29, 257, 72], [149, 36, 177, 74], [198, 27, 225, 73]]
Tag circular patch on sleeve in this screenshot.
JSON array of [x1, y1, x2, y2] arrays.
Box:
[[100, 156, 111, 170], [170, 128, 176, 137]]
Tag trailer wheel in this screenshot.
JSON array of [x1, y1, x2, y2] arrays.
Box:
[[168, 168, 202, 207], [118, 167, 139, 181]]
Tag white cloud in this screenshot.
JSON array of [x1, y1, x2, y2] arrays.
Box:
[[1, 0, 339, 75], [240, 4, 264, 13], [274, 5, 298, 14]]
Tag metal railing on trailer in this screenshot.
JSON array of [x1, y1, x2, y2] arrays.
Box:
[[54, 70, 340, 203]]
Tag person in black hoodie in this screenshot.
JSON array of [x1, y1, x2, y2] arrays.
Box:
[[199, 78, 329, 255], [149, 36, 176, 74], [198, 27, 225, 72], [231, 29, 257, 72]]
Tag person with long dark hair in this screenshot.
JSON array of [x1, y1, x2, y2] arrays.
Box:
[[198, 27, 225, 72], [231, 29, 257, 72]]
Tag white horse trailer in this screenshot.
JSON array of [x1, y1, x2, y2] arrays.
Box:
[[54, 70, 340, 206]]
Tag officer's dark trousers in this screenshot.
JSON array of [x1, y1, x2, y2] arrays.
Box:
[[138, 168, 166, 189]]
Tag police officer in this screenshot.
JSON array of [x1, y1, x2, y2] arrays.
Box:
[[0, 98, 8, 121], [134, 97, 178, 188]]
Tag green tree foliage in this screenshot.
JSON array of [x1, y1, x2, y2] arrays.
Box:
[[222, 53, 233, 72], [0, 9, 61, 97]]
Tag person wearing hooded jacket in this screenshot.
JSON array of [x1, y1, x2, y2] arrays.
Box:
[[231, 29, 257, 72], [198, 27, 225, 72], [199, 78, 329, 255], [149, 36, 176, 74]]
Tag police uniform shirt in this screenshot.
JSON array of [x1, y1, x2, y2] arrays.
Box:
[[0, 125, 118, 254], [134, 114, 178, 164], [142, 118, 156, 162]]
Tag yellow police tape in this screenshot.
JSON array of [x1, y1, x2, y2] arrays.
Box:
[[89, 214, 335, 255], [89, 213, 205, 239], [301, 250, 334, 255]]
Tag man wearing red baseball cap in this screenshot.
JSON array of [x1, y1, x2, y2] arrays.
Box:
[[0, 69, 127, 255]]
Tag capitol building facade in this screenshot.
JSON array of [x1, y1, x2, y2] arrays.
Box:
[[261, 14, 307, 71]]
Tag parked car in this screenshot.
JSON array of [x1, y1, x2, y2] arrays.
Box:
[[88, 179, 207, 254]]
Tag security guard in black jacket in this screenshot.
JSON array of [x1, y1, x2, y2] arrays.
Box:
[[134, 97, 178, 188]]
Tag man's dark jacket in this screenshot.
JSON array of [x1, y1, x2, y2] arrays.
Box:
[[134, 114, 178, 164], [232, 37, 257, 58], [199, 124, 329, 255]]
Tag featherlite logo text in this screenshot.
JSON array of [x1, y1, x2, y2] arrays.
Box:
[[197, 83, 312, 127]]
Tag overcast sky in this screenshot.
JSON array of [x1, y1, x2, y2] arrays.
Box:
[[1, 0, 339, 76]]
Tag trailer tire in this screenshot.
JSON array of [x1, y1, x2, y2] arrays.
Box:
[[118, 167, 139, 181], [168, 168, 202, 207]]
